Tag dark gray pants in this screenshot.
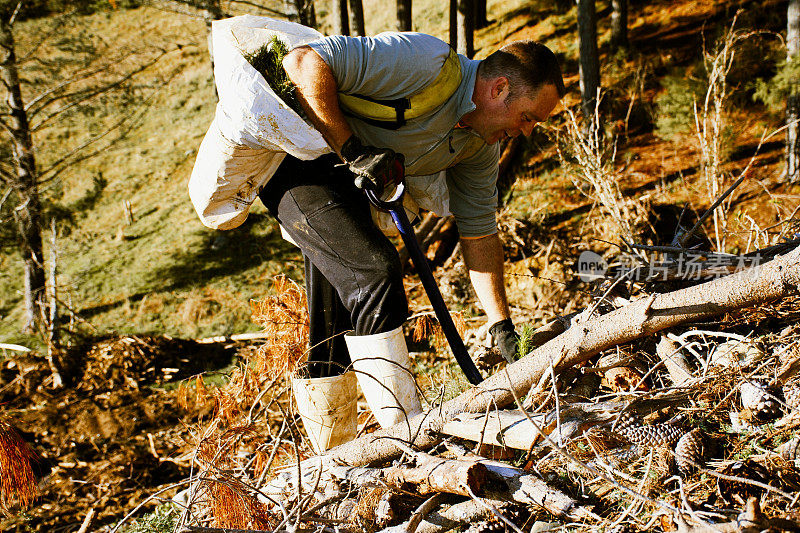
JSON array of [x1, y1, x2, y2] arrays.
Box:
[[259, 154, 409, 377]]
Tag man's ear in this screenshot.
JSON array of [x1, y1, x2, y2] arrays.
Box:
[[490, 76, 509, 100]]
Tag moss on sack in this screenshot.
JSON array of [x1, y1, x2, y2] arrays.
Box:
[[243, 36, 302, 115]]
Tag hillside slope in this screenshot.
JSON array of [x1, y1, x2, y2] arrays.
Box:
[[1, 1, 799, 531], [0, 0, 795, 349], [1, 0, 538, 347]]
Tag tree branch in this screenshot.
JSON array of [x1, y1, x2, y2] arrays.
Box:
[[286, 246, 800, 470], [29, 47, 174, 128], [38, 68, 177, 183], [24, 45, 165, 115]]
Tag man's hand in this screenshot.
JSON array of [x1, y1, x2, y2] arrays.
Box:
[[340, 136, 404, 194], [489, 318, 519, 363]]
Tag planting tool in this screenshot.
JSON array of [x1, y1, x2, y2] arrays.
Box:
[[365, 182, 484, 385]]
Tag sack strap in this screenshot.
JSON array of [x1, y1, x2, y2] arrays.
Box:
[[338, 48, 462, 130]]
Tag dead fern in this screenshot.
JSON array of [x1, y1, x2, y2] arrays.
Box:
[[411, 311, 467, 350], [0, 416, 38, 514], [195, 426, 279, 529], [250, 275, 309, 378]]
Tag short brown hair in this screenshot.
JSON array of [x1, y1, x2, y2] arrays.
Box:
[[478, 41, 566, 101]]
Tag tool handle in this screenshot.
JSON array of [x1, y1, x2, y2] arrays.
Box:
[[389, 205, 484, 385], [364, 182, 406, 210], [364, 180, 483, 385]]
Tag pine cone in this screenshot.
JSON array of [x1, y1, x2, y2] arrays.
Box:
[[783, 379, 800, 411], [594, 444, 643, 468], [740, 381, 782, 421], [675, 428, 704, 476], [464, 520, 507, 533], [778, 436, 800, 461], [611, 411, 638, 433], [618, 422, 685, 446]]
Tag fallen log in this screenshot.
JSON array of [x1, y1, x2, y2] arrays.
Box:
[[288, 246, 800, 473], [440, 410, 548, 451], [378, 494, 447, 533], [330, 451, 591, 521], [387, 497, 514, 533], [385, 454, 485, 497], [327, 452, 488, 497], [655, 335, 693, 386], [478, 459, 594, 521], [438, 394, 690, 454], [671, 497, 800, 533]]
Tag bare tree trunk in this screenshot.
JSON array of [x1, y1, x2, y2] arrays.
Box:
[[788, 0, 799, 182], [313, 246, 800, 468], [396, 0, 411, 31], [555, 0, 572, 13], [610, 0, 628, 51], [457, 0, 474, 58], [449, 0, 457, 50], [198, 0, 224, 97], [331, 0, 349, 35], [474, 0, 487, 29], [577, 0, 601, 118], [284, 0, 300, 22], [199, 0, 223, 27], [1, 19, 45, 333], [46, 220, 64, 388], [300, 0, 316, 27], [348, 0, 365, 36], [285, 0, 316, 27]]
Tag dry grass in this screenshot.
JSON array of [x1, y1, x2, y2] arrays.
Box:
[[352, 487, 389, 530], [555, 101, 649, 247], [693, 15, 749, 252]]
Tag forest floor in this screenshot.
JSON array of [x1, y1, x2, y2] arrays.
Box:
[[2, 0, 800, 531]]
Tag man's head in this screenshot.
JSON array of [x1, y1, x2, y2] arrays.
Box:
[[464, 41, 565, 144]]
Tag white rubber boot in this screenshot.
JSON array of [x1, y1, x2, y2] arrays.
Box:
[[292, 372, 358, 454], [345, 326, 423, 428]]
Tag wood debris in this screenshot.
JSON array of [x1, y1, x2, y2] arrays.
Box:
[[129, 245, 800, 533]]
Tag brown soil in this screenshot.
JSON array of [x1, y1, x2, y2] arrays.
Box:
[[0, 336, 235, 532]]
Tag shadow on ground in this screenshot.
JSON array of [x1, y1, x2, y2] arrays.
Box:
[[148, 213, 300, 292], [78, 214, 301, 320]]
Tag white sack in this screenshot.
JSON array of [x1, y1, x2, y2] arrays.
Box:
[[189, 16, 331, 230], [189, 116, 285, 230]]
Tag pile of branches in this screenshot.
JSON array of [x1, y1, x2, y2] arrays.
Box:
[[113, 246, 800, 533], [77, 335, 233, 393]]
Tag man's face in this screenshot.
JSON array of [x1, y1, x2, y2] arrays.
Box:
[[471, 81, 561, 145]]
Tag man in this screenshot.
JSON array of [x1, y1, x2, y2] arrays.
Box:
[[260, 31, 564, 452]]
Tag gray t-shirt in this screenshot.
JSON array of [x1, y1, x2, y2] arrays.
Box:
[[307, 32, 500, 238]]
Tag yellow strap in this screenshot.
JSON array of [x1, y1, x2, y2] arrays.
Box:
[[338, 48, 462, 123]]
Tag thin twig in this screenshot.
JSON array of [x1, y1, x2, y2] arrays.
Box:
[[502, 369, 682, 519]]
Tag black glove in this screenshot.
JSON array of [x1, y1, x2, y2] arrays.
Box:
[[340, 135, 404, 194], [489, 318, 519, 363]]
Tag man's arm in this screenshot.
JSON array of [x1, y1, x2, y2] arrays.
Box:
[[459, 233, 511, 325], [282, 46, 353, 154]]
